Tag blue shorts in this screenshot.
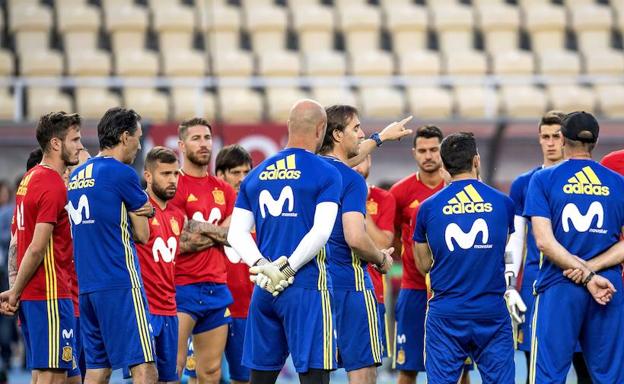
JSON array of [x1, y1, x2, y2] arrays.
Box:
[[243, 286, 336, 373], [19, 299, 76, 371], [80, 287, 155, 370], [517, 285, 535, 352], [393, 288, 426, 372], [531, 280, 624, 383], [425, 313, 514, 384], [378, 303, 390, 359], [183, 339, 196, 378], [334, 289, 382, 371], [225, 317, 250, 381], [176, 283, 233, 334]]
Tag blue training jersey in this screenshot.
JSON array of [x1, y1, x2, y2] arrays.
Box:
[[413, 179, 514, 318], [235, 148, 342, 290], [524, 159, 624, 293], [322, 156, 372, 291], [67, 157, 148, 294], [509, 166, 542, 293]]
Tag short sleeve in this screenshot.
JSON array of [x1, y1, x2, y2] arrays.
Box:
[[375, 191, 396, 233], [235, 177, 252, 211], [116, 166, 148, 212], [523, 172, 550, 219], [316, 165, 342, 205], [35, 177, 66, 224], [508, 176, 525, 216], [412, 203, 427, 243], [342, 174, 367, 215]]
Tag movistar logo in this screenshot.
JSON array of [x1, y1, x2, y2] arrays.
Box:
[[563, 166, 609, 196], [445, 218, 490, 251], [562, 202, 605, 234], [68, 164, 95, 190], [259, 186, 296, 218], [259, 155, 301, 180], [65, 194, 92, 225], [152, 236, 177, 263], [443, 184, 492, 215]]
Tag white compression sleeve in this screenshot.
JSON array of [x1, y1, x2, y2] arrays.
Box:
[[288, 202, 338, 271], [505, 215, 527, 278], [227, 207, 264, 267]]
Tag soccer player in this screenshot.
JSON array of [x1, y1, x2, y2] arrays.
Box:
[[353, 155, 396, 361], [318, 105, 393, 384], [227, 99, 342, 384], [130, 147, 185, 384], [388, 125, 445, 383], [525, 111, 624, 383], [169, 118, 236, 383], [0, 111, 84, 384], [215, 145, 253, 384], [413, 132, 516, 383], [67, 107, 157, 384], [601, 148, 624, 175]]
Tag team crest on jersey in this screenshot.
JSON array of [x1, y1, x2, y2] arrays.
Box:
[[187, 193, 198, 203], [563, 166, 609, 196], [62, 346, 73, 362], [396, 349, 406, 365], [68, 164, 95, 191], [212, 189, 225, 205], [443, 185, 492, 215], [259, 154, 301, 180], [170, 217, 180, 236], [409, 199, 420, 209], [366, 200, 378, 215]]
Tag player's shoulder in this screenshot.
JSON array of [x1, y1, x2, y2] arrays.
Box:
[[389, 173, 417, 192], [512, 166, 542, 187], [370, 185, 392, 200], [601, 149, 624, 164]]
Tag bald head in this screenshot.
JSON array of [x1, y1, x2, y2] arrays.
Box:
[[287, 99, 327, 135]]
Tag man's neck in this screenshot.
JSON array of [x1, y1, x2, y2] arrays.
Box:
[[418, 170, 443, 188], [99, 147, 126, 164], [182, 160, 208, 178], [543, 158, 562, 168], [40, 153, 66, 176], [324, 147, 348, 163], [450, 171, 477, 182], [285, 137, 318, 153], [147, 190, 167, 210], [564, 148, 592, 160]]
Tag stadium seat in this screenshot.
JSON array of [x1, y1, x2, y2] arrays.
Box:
[[75, 88, 122, 120], [291, 5, 335, 53], [569, 4, 614, 54], [584, 50, 624, 76], [0, 89, 14, 120], [218, 88, 264, 123], [546, 85, 597, 113], [123, 88, 170, 122], [257, 51, 301, 77], [538, 50, 581, 76], [27, 88, 73, 120], [357, 86, 405, 119], [161, 50, 206, 77], [349, 50, 394, 77], [310, 86, 357, 108], [385, 4, 428, 52], [57, 5, 100, 51], [152, 4, 196, 52], [19, 51, 64, 76], [104, 4, 149, 53], [406, 86, 453, 119], [171, 88, 217, 122], [201, 6, 242, 53], [67, 50, 111, 76], [398, 50, 441, 76], [454, 86, 499, 118], [523, 4, 567, 54], [211, 50, 254, 77], [115, 50, 160, 77], [0, 50, 15, 76], [499, 85, 547, 118], [245, 6, 288, 52], [444, 51, 488, 76], [595, 85, 624, 118], [303, 51, 347, 77], [338, 5, 382, 53], [431, 4, 475, 53], [477, 4, 521, 54], [10, 4, 53, 54], [491, 50, 535, 75], [265, 87, 309, 122]]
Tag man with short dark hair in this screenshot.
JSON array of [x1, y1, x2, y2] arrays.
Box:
[[414, 132, 516, 383], [525, 111, 624, 383]]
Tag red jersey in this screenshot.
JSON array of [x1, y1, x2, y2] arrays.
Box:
[[601, 149, 624, 176], [15, 165, 73, 301], [365, 186, 396, 304], [136, 197, 185, 316], [170, 171, 236, 285], [226, 257, 254, 318], [389, 173, 444, 290], [70, 261, 79, 316]]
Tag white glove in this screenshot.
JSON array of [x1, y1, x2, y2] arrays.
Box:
[[249, 256, 296, 297], [504, 288, 527, 325]]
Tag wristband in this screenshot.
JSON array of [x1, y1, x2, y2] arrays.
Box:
[[582, 271, 595, 287], [370, 132, 383, 147], [146, 206, 156, 219], [279, 261, 296, 278]]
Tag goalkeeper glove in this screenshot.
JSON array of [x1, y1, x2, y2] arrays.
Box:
[[504, 288, 527, 324], [249, 256, 296, 297]]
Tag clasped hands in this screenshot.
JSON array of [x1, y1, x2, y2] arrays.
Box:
[[562, 256, 616, 305], [249, 256, 296, 297]]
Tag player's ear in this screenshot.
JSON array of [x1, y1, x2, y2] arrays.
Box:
[[473, 154, 481, 171], [143, 169, 152, 185], [331, 128, 342, 143], [50, 137, 62, 153]]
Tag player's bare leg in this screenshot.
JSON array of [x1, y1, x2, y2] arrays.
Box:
[[130, 362, 158, 384], [176, 313, 197, 380], [66, 374, 82, 384], [32, 369, 67, 384], [398, 370, 417, 384], [231, 379, 249, 384], [347, 366, 376, 384], [84, 368, 112, 384], [193, 324, 228, 384]]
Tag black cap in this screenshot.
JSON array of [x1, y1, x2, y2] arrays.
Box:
[[561, 111, 599, 143]]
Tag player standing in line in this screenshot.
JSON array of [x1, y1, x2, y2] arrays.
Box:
[[0, 112, 84, 384], [170, 118, 237, 384], [524, 112, 624, 383], [130, 147, 185, 384], [414, 132, 516, 383], [227, 99, 342, 384], [67, 107, 157, 384], [504, 111, 591, 383], [353, 155, 396, 362], [600, 148, 624, 175], [318, 105, 394, 384]]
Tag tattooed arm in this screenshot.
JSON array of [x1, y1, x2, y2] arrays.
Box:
[[8, 232, 16, 290], [184, 219, 229, 245], [178, 218, 216, 254]]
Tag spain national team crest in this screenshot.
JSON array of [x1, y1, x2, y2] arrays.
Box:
[[518, 329, 524, 344], [62, 346, 73, 362], [366, 200, 378, 215], [396, 349, 406, 365], [170, 217, 180, 236], [186, 355, 196, 371], [212, 189, 225, 205]]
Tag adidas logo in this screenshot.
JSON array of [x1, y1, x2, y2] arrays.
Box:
[[68, 164, 95, 190], [187, 194, 198, 202], [443, 184, 492, 215], [563, 166, 609, 196], [259, 154, 301, 180]]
